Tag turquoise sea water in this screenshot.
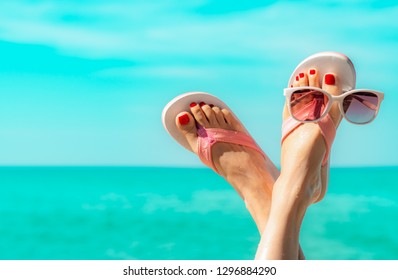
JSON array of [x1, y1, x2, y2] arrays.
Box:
[[0, 167, 397, 260]]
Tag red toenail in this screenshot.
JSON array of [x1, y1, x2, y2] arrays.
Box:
[[209, 104, 214, 108], [325, 74, 335, 85], [199, 102, 206, 107], [309, 69, 316, 75], [189, 102, 197, 108], [295, 76, 299, 81], [299, 73, 304, 78], [178, 114, 190, 125]]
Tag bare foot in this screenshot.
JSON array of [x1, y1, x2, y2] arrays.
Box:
[[175, 101, 278, 232]]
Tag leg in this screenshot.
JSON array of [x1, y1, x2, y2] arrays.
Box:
[[256, 69, 343, 259]]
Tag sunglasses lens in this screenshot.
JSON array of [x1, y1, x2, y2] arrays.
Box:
[[289, 89, 329, 121], [343, 92, 379, 124]]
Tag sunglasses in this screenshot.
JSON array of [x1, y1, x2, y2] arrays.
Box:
[[284, 87, 384, 124]]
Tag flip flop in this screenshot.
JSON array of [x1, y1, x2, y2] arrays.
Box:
[[162, 91, 265, 173], [282, 52, 356, 166]]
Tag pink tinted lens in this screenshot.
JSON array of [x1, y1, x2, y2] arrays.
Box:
[[343, 92, 379, 124], [290, 89, 329, 121]]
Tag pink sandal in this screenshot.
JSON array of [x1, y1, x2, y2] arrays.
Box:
[[162, 91, 265, 173]]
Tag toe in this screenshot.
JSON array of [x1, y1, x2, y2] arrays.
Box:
[[308, 68, 320, 88], [190, 102, 209, 127], [176, 111, 198, 153], [293, 75, 300, 87], [322, 73, 343, 126], [200, 103, 218, 127], [212, 106, 228, 129], [298, 72, 308, 86], [322, 73, 338, 93]]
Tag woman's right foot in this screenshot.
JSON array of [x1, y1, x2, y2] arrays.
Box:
[[255, 69, 344, 260], [280, 68, 343, 206]]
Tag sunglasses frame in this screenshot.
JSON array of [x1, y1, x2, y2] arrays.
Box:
[[284, 86, 384, 125]]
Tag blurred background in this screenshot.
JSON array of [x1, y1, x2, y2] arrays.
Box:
[[0, 0, 397, 259]]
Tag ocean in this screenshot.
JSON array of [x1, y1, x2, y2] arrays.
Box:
[[0, 166, 397, 260]]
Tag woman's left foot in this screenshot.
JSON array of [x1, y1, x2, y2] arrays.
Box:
[[175, 101, 278, 231]]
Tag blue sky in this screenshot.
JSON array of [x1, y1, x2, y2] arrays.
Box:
[[0, 0, 397, 166]]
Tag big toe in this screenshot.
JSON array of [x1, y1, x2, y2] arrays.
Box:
[[176, 111, 198, 153], [322, 73, 343, 126]]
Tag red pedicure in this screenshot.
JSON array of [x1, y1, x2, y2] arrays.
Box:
[[199, 102, 206, 107], [295, 76, 299, 81], [189, 102, 197, 108], [178, 114, 190, 125], [209, 104, 214, 108], [325, 74, 335, 85], [299, 73, 304, 78], [309, 69, 316, 75]]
